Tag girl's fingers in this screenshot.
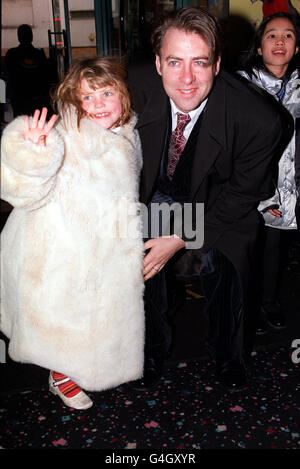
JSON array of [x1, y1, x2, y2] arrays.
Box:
[[44, 114, 58, 134], [269, 209, 281, 218], [23, 109, 56, 145], [23, 115, 29, 134], [37, 134, 47, 146], [31, 109, 40, 129], [37, 107, 48, 129]]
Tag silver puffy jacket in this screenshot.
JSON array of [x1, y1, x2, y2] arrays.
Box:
[[239, 68, 300, 230]]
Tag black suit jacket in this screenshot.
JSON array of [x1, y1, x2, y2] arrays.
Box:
[[129, 65, 291, 295]]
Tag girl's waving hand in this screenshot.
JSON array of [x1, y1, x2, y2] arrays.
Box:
[[24, 107, 57, 146]]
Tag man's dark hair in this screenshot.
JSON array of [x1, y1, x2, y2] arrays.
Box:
[[151, 7, 223, 66]]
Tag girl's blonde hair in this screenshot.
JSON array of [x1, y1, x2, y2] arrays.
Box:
[[53, 56, 133, 128]]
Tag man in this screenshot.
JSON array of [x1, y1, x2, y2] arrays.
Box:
[[5, 24, 53, 117], [128, 8, 288, 391]]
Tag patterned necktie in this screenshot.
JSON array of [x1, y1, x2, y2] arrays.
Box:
[[167, 112, 191, 180]]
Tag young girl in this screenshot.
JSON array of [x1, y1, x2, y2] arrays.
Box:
[[239, 12, 300, 333], [1, 57, 145, 410]]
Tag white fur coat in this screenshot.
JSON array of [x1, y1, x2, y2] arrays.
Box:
[[0, 109, 145, 391]]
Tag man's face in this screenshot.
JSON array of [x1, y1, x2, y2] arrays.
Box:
[[155, 27, 220, 113]]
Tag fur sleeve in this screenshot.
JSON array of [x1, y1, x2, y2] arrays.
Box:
[[1, 116, 64, 209]]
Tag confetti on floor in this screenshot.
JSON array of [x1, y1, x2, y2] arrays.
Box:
[[0, 346, 299, 449]]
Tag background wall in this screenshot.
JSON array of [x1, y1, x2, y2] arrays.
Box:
[[2, 0, 53, 51]]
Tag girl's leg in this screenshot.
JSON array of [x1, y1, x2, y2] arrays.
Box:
[[262, 226, 281, 305], [51, 371, 82, 398], [262, 226, 286, 329]]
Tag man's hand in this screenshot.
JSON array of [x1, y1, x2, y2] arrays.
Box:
[[143, 235, 185, 281]]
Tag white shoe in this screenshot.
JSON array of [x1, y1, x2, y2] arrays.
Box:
[[49, 372, 93, 410]]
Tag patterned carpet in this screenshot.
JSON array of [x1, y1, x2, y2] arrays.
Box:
[[1, 346, 299, 450]]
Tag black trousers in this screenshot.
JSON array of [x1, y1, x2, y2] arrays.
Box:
[[144, 247, 244, 368], [262, 226, 299, 305]]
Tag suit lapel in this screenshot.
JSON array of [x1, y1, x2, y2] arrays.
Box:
[[136, 85, 169, 202], [190, 75, 228, 200]]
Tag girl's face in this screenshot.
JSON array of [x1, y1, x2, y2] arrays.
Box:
[[79, 79, 122, 129], [258, 17, 298, 77]]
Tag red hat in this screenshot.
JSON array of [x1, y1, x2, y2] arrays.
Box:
[[262, 0, 291, 18]]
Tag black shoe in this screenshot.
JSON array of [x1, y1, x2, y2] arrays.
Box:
[[217, 361, 248, 392], [262, 302, 287, 330], [127, 358, 163, 391], [256, 316, 268, 336]]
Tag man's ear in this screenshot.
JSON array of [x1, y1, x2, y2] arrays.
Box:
[[155, 55, 162, 76], [214, 56, 221, 76]]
